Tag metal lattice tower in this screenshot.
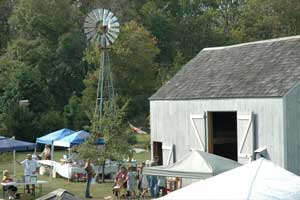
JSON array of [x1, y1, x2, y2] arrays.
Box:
[[84, 8, 120, 131]]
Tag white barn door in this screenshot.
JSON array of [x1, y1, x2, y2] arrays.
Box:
[[190, 113, 206, 151], [237, 112, 254, 164], [162, 144, 174, 165]]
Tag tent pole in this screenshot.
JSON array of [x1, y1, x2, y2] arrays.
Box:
[[68, 147, 71, 158], [50, 143, 54, 178], [180, 177, 182, 188], [13, 150, 16, 180]]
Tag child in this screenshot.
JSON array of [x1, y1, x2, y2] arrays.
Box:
[[126, 166, 136, 198], [2, 170, 18, 200]]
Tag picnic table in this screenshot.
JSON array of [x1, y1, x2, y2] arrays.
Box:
[[1, 180, 47, 199]]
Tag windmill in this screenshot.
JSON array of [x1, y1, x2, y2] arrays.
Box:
[[84, 9, 120, 132]]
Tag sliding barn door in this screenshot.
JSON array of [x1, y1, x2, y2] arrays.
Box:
[[190, 113, 207, 151], [237, 112, 254, 164]]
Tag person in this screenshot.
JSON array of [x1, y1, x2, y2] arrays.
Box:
[[156, 176, 167, 197], [139, 161, 149, 199], [84, 158, 95, 198], [149, 160, 158, 198], [41, 145, 51, 160], [137, 162, 145, 197], [126, 166, 136, 198], [17, 154, 38, 194], [2, 170, 18, 200], [113, 166, 127, 198]]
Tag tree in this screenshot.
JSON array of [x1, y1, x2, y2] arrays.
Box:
[[8, 0, 86, 109], [0, 0, 14, 55], [78, 101, 130, 182]]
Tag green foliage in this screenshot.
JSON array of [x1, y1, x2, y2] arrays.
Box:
[[5, 104, 37, 141], [63, 95, 89, 131], [126, 131, 138, 145], [39, 111, 67, 136], [78, 101, 130, 165], [0, 0, 13, 54], [1, 0, 300, 142]]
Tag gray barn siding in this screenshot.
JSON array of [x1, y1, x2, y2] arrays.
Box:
[[150, 98, 285, 167], [283, 83, 300, 174]]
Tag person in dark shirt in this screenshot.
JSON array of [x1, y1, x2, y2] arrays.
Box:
[[84, 158, 95, 198]]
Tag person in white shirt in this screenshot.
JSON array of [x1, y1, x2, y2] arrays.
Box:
[[17, 154, 38, 194]]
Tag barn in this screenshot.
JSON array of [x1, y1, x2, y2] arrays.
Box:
[[149, 36, 300, 175]]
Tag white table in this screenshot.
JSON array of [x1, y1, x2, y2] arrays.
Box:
[[1, 180, 47, 198]]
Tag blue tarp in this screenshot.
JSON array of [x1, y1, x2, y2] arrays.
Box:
[[36, 128, 75, 145], [53, 130, 105, 147], [0, 136, 6, 140], [0, 138, 36, 152]]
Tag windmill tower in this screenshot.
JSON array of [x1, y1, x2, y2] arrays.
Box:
[[84, 9, 120, 132]]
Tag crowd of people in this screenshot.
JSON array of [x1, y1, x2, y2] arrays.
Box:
[[82, 158, 168, 199], [112, 159, 167, 199], [2, 148, 168, 199]]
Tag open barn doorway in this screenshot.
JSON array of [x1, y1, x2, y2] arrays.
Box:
[[153, 141, 163, 165], [207, 112, 237, 161]]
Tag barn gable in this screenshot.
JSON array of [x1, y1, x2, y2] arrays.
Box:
[[150, 36, 300, 100]]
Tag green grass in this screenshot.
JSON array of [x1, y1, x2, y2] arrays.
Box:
[[135, 134, 150, 150], [0, 150, 150, 199]]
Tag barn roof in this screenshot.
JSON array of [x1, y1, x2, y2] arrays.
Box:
[[150, 36, 300, 100]]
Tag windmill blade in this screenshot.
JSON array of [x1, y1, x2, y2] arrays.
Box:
[[109, 21, 119, 29], [103, 9, 109, 21], [110, 16, 118, 24], [84, 20, 96, 29], [84, 28, 95, 35], [108, 28, 119, 34], [97, 8, 103, 21], [105, 32, 115, 43], [85, 14, 94, 24], [110, 22, 120, 29], [107, 12, 114, 21], [107, 30, 118, 38], [105, 37, 110, 47], [89, 11, 98, 24]]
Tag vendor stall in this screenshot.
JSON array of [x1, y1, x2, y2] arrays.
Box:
[[0, 137, 36, 178], [143, 150, 240, 179], [36, 128, 75, 160], [37, 160, 118, 181]]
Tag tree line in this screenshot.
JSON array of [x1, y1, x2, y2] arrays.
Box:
[[0, 0, 300, 142]]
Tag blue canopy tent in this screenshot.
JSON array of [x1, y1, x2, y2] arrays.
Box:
[[0, 137, 36, 179], [53, 130, 105, 157], [36, 128, 75, 161], [53, 130, 105, 147], [0, 138, 36, 152], [36, 128, 75, 145]]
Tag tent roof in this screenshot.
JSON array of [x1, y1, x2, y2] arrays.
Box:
[[53, 130, 90, 147], [36, 188, 81, 200], [159, 158, 300, 200], [150, 35, 300, 100], [36, 128, 75, 145], [0, 138, 36, 152], [143, 150, 240, 179], [52, 130, 105, 147]]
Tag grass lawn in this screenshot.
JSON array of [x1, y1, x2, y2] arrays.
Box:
[[0, 148, 150, 199]]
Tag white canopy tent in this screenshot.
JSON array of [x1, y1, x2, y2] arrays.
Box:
[[158, 158, 300, 200], [143, 150, 240, 179]]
